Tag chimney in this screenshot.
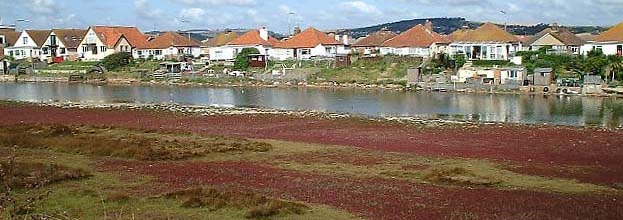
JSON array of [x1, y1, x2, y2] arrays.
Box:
[[293, 26, 301, 35], [342, 34, 349, 45], [551, 22, 559, 31], [425, 20, 433, 31], [259, 27, 268, 41]]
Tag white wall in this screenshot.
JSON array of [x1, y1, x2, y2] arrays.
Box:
[[77, 28, 115, 61], [41, 31, 68, 62], [380, 47, 430, 57], [449, 43, 520, 60], [135, 46, 201, 60], [5, 31, 41, 60], [209, 45, 270, 61]]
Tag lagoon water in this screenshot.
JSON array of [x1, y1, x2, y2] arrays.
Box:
[[1, 82, 622, 128]]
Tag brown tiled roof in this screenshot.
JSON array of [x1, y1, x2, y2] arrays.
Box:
[[141, 32, 200, 49], [52, 29, 87, 49], [203, 31, 239, 47], [449, 28, 470, 41], [452, 23, 518, 43], [525, 28, 584, 46], [228, 29, 277, 46], [381, 25, 450, 48], [0, 29, 20, 46], [595, 22, 623, 42], [514, 35, 532, 44], [92, 26, 149, 48], [25, 30, 51, 47], [274, 27, 341, 49], [353, 30, 397, 47], [576, 33, 599, 42]]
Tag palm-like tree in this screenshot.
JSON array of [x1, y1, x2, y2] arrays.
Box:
[[607, 55, 623, 83]]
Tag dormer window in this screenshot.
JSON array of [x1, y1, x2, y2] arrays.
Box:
[[23, 37, 28, 44]]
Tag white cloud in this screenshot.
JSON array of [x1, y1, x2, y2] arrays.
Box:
[[340, 1, 383, 16], [169, 0, 256, 6], [180, 8, 206, 21], [135, 0, 164, 20]]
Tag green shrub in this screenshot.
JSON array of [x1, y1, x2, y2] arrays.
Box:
[[101, 52, 134, 72], [234, 48, 260, 71]]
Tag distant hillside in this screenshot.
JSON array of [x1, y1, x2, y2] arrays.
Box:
[[342, 17, 606, 38]]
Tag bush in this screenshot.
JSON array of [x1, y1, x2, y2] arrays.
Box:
[[101, 52, 134, 72], [234, 48, 260, 71]]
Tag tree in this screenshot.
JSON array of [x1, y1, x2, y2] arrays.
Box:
[[233, 48, 260, 71], [606, 55, 623, 82], [101, 52, 133, 72]]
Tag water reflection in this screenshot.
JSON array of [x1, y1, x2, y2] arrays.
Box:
[[0, 82, 622, 128]]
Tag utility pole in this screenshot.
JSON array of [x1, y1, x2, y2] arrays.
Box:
[[499, 10, 508, 31], [287, 12, 295, 37]]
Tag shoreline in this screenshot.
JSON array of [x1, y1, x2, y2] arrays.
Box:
[[2, 76, 623, 98], [3, 100, 621, 131]]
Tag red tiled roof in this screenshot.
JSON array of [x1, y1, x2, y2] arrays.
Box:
[[228, 29, 277, 46], [382, 25, 449, 48], [452, 23, 519, 43], [353, 30, 397, 47], [595, 22, 623, 42], [275, 28, 341, 49], [140, 32, 200, 49], [92, 26, 148, 48]]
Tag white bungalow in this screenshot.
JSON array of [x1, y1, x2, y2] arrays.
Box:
[[134, 32, 201, 60], [271, 27, 347, 60], [449, 23, 522, 60], [209, 28, 278, 61], [582, 22, 623, 56], [380, 21, 450, 57], [4, 30, 50, 60]]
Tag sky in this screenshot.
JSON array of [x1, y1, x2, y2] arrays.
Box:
[[0, 0, 622, 33]]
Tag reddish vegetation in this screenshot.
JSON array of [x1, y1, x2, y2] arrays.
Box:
[[97, 160, 623, 220], [275, 150, 387, 166], [1, 105, 622, 185]]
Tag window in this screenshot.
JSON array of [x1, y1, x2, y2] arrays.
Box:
[[617, 45, 622, 56], [60, 48, 66, 54], [23, 37, 28, 44], [9, 51, 13, 56], [155, 50, 162, 55], [100, 46, 107, 53], [137, 50, 142, 56], [50, 35, 57, 46], [301, 49, 310, 55], [0, 36, 4, 45], [42, 47, 48, 55]]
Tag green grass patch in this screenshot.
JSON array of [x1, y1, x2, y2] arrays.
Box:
[[0, 124, 272, 161]]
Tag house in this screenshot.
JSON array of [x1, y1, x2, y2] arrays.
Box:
[[4, 30, 50, 60], [0, 26, 20, 47], [272, 27, 345, 60], [380, 21, 450, 57], [209, 27, 278, 61], [449, 23, 522, 60], [0, 51, 9, 75], [524, 25, 584, 55], [77, 26, 148, 61], [352, 29, 397, 55], [41, 29, 87, 63], [135, 32, 201, 60], [455, 66, 525, 85], [583, 22, 623, 56], [201, 31, 239, 57]]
